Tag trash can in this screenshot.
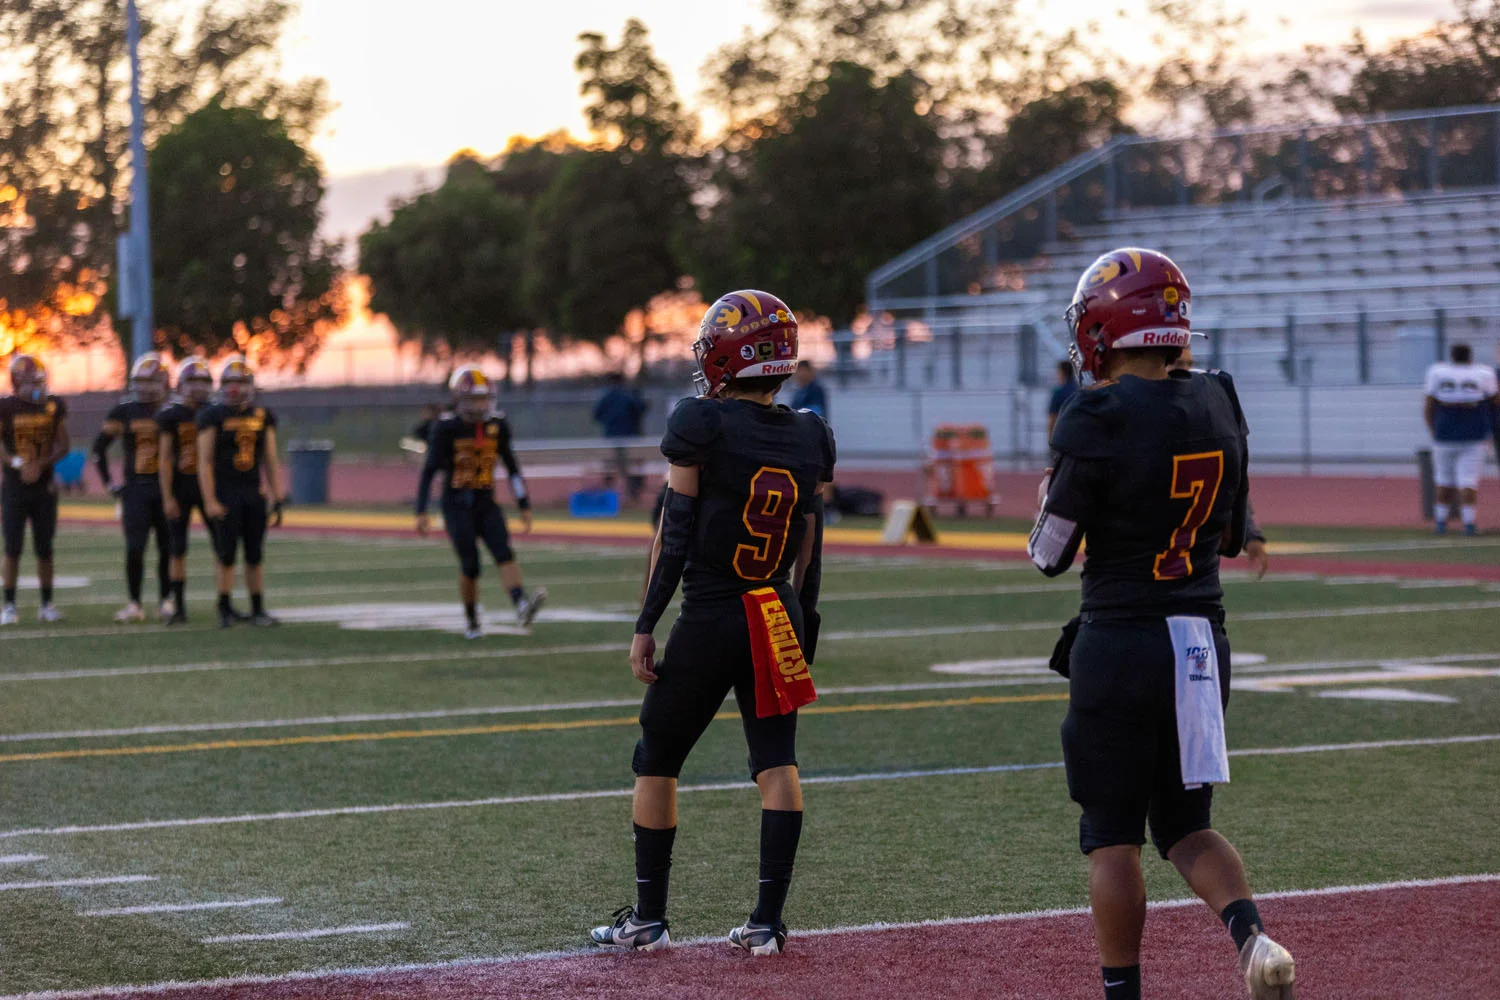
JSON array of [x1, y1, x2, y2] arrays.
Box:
[[288, 440, 334, 505], [1417, 447, 1434, 521]]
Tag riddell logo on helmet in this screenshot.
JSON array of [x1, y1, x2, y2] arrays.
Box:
[[760, 361, 797, 375], [1142, 331, 1189, 346]]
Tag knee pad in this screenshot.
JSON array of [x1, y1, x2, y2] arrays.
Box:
[[631, 735, 687, 780]]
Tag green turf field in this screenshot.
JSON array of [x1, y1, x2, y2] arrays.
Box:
[[0, 524, 1497, 995]]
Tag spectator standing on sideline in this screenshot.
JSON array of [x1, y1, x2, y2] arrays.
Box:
[[1046, 360, 1077, 442], [789, 362, 828, 418], [1424, 343, 1498, 536], [594, 374, 649, 502]]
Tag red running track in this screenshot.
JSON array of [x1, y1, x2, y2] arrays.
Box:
[[69, 877, 1500, 1000]]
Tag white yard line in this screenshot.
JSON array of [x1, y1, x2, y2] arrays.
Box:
[[0, 854, 45, 865], [0, 876, 156, 892], [200, 922, 408, 945], [3, 873, 1496, 999], [1, 732, 1492, 841], [83, 898, 282, 917]]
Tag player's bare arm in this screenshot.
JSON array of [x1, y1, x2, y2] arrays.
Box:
[[262, 425, 285, 525], [159, 431, 179, 520], [197, 427, 224, 520], [631, 463, 700, 684], [92, 419, 123, 494]]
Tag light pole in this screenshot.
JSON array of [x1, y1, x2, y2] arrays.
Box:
[[124, 0, 154, 362]]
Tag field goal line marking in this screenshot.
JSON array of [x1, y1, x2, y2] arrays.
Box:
[[5, 873, 1497, 1000], [1, 732, 1492, 841]]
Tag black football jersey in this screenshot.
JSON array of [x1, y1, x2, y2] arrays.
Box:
[[0, 394, 68, 486], [102, 399, 163, 484], [662, 397, 837, 605], [196, 403, 277, 492], [156, 400, 204, 479], [425, 413, 522, 497], [1044, 370, 1249, 615]]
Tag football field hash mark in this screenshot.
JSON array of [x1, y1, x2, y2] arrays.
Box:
[[83, 898, 283, 917], [0, 876, 156, 892], [200, 922, 409, 945]]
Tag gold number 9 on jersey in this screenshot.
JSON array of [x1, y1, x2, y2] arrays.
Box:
[[233, 428, 258, 472], [734, 467, 799, 581]]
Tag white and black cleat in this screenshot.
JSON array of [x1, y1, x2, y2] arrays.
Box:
[[0, 603, 16, 626], [1240, 931, 1296, 999], [729, 920, 787, 956], [36, 603, 62, 623], [114, 602, 145, 623], [516, 587, 547, 627], [463, 623, 483, 640], [589, 905, 670, 951]]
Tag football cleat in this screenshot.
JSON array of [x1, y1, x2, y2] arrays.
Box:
[[1463, 523, 1478, 537], [217, 608, 236, 629], [248, 611, 279, 627], [516, 587, 548, 627], [589, 905, 670, 951], [158, 597, 176, 621], [463, 623, 482, 640], [36, 603, 62, 623], [114, 602, 145, 623], [0, 603, 16, 626], [1240, 932, 1296, 1000], [1434, 520, 1448, 536], [165, 608, 189, 626], [728, 920, 787, 956]]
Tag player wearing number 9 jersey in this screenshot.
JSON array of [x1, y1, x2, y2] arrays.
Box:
[[196, 356, 285, 628], [1029, 248, 1295, 1000], [590, 290, 835, 958]]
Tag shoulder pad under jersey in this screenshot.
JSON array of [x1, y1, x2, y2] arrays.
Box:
[[1049, 383, 1123, 460], [661, 396, 722, 466]]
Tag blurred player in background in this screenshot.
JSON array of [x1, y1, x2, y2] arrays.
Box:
[[197, 356, 284, 628], [1424, 343, 1498, 536], [415, 366, 545, 639], [157, 358, 215, 625], [1046, 359, 1077, 441], [1030, 249, 1295, 1000], [0, 354, 69, 625], [93, 353, 172, 622], [590, 290, 835, 957], [1170, 348, 1269, 578]]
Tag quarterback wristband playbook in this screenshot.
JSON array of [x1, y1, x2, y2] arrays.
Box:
[[634, 487, 696, 635]]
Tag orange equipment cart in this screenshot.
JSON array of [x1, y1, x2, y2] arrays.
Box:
[[922, 424, 998, 515]]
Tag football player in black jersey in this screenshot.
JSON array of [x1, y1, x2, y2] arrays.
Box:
[[157, 358, 215, 625], [0, 354, 70, 625], [93, 353, 173, 622], [415, 366, 545, 639], [1029, 249, 1295, 1000], [196, 356, 284, 628], [590, 290, 835, 957]]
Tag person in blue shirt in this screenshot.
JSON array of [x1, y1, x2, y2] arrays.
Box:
[[789, 363, 828, 418], [1424, 343, 1498, 536], [594, 374, 649, 502], [1046, 360, 1077, 442]]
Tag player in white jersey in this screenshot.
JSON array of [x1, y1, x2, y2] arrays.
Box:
[[1424, 344, 1499, 536]]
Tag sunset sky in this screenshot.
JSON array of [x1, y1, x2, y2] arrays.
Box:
[[280, 0, 1457, 179]]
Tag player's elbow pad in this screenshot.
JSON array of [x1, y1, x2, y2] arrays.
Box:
[[1028, 509, 1081, 577]]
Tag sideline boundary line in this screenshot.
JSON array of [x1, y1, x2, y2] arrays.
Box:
[[2, 732, 1492, 841], [4, 873, 1497, 1000]]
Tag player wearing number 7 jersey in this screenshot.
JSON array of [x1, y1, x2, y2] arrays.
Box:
[[1029, 248, 1296, 1000], [196, 356, 286, 629], [590, 289, 835, 957]]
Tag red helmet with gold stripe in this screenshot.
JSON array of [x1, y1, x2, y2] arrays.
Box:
[[1063, 248, 1193, 384], [448, 365, 495, 421], [692, 289, 799, 398]]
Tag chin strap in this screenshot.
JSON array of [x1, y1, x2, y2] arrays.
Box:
[[635, 487, 697, 635]]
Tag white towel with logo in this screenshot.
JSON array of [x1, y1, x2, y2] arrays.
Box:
[[1168, 615, 1231, 788]]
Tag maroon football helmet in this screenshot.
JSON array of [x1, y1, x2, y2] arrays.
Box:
[[1063, 248, 1194, 384], [693, 290, 799, 397], [176, 358, 213, 405], [449, 365, 495, 422], [218, 355, 255, 408], [8, 354, 48, 403]]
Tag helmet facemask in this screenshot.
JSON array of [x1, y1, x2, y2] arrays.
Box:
[[221, 377, 254, 408]]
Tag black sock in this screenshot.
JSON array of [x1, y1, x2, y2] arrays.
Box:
[[171, 580, 185, 605], [158, 553, 171, 601], [251, 593, 264, 615], [463, 602, 478, 627], [1220, 898, 1263, 953], [751, 809, 803, 926], [1102, 965, 1141, 1000], [125, 551, 144, 602], [39, 583, 52, 604], [633, 823, 675, 922], [218, 593, 232, 614], [2, 587, 13, 604], [508, 586, 525, 606]]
